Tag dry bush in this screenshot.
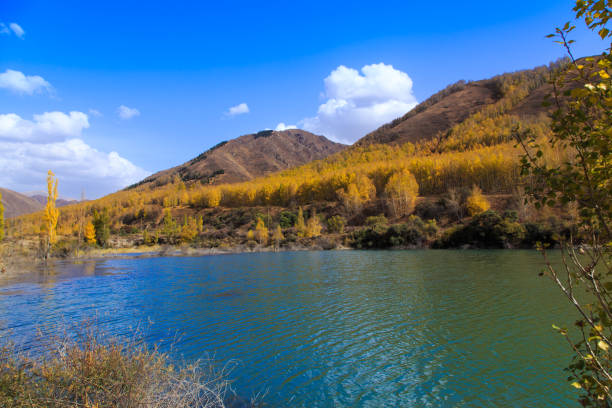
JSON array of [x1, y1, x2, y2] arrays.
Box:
[[0, 327, 233, 408]]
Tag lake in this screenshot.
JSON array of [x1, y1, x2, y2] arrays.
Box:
[[0, 250, 576, 407]]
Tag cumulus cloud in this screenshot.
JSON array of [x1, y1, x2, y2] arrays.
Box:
[[9, 23, 24, 38], [0, 111, 149, 198], [0, 111, 89, 143], [275, 122, 297, 131], [225, 103, 249, 117], [0, 69, 52, 95], [300, 63, 417, 144], [117, 105, 140, 120]]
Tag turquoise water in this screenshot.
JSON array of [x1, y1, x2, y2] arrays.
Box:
[[0, 250, 576, 407]]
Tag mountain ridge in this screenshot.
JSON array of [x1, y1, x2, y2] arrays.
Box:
[[130, 129, 345, 189]]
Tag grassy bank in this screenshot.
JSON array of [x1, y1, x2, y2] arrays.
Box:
[[0, 329, 242, 408]]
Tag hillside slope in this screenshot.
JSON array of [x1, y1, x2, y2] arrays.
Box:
[[355, 60, 568, 147], [0, 188, 44, 218], [131, 129, 345, 189]]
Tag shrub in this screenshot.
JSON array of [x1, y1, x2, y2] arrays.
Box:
[[0, 330, 230, 408], [279, 211, 297, 229], [435, 210, 526, 248], [415, 200, 447, 221], [326, 215, 346, 233], [364, 214, 388, 227], [350, 215, 437, 249], [465, 185, 490, 216]]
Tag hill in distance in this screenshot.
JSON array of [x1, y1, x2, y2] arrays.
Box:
[[29, 194, 79, 208], [0, 188, 44, 218], [355, 58, 570, 147], [130, 129, 346, 189]]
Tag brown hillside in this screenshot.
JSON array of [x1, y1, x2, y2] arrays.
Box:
[[355, 58, 582, 148], [356, 81, 502, 146], [131, 129, 346, 189], [0, 188, 44, 218]]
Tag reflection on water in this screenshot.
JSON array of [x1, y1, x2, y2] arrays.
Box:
[[0, 250, 575, 407]]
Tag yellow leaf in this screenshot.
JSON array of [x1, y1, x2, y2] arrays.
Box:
[[571, 382, 582, 389], [595, 324, 603, 332], [598, 340, 609, 351]]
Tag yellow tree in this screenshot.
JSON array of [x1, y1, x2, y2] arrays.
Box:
[[84, 221, 96, 244], [305, 209, 322, 238], [384, 169, 419, 218], [465, 185, 490, 216], [0, 191, 4, 242], [272, 224, 284, 249], [254, 218, 268, 245], [43, 170, 59, 257], [295, 207, 306, 237]]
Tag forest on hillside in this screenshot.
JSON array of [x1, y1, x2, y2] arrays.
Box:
[[2, 58, 587, 253]]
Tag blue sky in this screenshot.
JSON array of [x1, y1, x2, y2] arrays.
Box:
[[0, 0, 607, 198]]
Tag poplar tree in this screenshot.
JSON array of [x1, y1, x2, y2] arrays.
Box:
[[0, 192, 4, 243], [43, 170, 59, 258], [295, 207, 306, 238]]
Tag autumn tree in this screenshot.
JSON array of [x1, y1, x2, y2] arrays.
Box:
[[272, 224, 284, 249], [295, 207, 307, 237], [254, 217, 268, 245], [465, 185, 490, 216], [180, 216, 199, 243], [305, 209, 322, 238], [338, 174, 376, 214], [384, 169, 419, 218], [0, 192, 4, 243], [84, 221, 96, 245], [161, 209, 177, 243], [517, 2, 612, 405], [43, 170, 59, 258]]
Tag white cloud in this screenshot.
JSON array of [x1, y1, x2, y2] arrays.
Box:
[[0, 110, 149, 198], [9, 23, 24, 38], [225, 102, 249, 117], [88, 108, 102, 117], [300, 63, 417, 144], [117, 105, 140, 120], [275, 122, 297, 131], [0, 111, 89, 143], [0, 69, 52, 95], [0, 23, 9, 35]]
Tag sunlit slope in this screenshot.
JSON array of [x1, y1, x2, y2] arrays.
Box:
[[12, 58, 572, 237]]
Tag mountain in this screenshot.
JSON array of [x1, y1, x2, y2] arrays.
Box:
[[130, 129, 346, 189], [355, 59, 568, 147], [0, 188, 44, 218], [29, 195, 79, 208]]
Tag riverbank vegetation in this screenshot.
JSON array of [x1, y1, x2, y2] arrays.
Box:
[[0, 328, 234, 408]]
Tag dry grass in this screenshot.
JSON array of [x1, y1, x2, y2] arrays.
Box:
[[0, 327, 236, 408]]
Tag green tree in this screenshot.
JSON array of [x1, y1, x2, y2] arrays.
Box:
[[92, 210, 110, 247], [517, 2, 612, 405]]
